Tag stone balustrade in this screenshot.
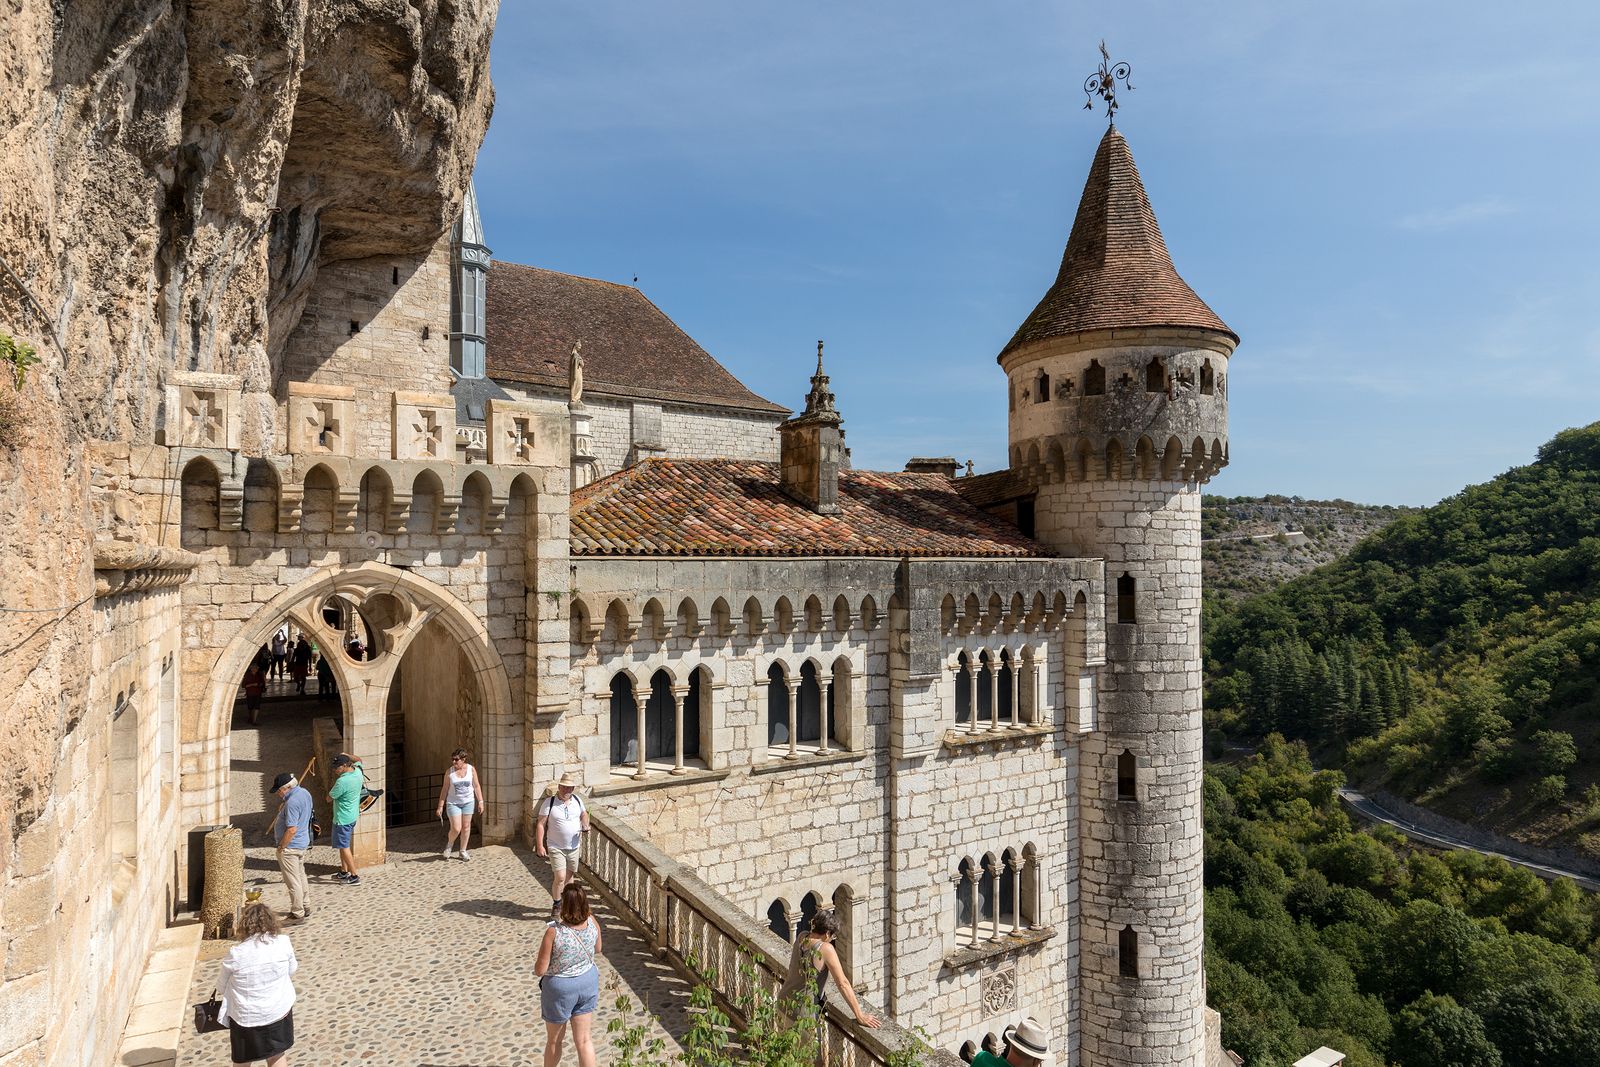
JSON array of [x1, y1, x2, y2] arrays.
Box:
[[584, 799, 961, 1066]]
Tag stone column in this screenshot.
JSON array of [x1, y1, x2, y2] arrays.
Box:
[[785, 681, 801, 760], [1009, 658, 1021, 728], [671, 684, 690, 775], [343, 676, 389, 867], [1009, 855, 1023, 934], [966, 654, 979, 734], [965, 865, 981, 947], [987, 656, 1000, 732], [985, 855, 1002, 939], [633, 691, 648, 780], [820, 680, 832, 755]]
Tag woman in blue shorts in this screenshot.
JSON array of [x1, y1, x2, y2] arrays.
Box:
[[536, 882, 602, 1067]]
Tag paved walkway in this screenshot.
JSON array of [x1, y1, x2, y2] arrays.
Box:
[[1339, 788, 1600, 892], [176, 696, 692, 1065]]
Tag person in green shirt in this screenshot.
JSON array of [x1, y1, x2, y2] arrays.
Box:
[[327, 753, 364, 886], [970, 1018, 1051, 1067]]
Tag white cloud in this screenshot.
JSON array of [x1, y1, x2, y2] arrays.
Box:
[[1396, 197, 1519, 231]]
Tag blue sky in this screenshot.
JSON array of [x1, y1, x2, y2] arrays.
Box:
[[475, 2, 1600, 506]]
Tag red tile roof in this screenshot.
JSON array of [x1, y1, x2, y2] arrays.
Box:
[[955, 469, 1031, 511], [1000, 127, 1235, 357], [486, 262, 788, 415], [571, 459, 1050, 558]]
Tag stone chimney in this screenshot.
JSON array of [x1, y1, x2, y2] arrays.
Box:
[[779, 341, 845, 514], [904, 456, 959, 478]]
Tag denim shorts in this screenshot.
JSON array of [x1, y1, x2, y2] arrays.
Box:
[[445, 801, 475, 817], [332, 822, 354, 848], [540, 964, 599, 1023]]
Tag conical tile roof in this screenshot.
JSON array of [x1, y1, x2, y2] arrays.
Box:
[[1000, 126, 1234, 357]]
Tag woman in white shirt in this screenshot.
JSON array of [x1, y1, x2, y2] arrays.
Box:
[[434, 747, 485, 860], [217, 902, 298, 1065]]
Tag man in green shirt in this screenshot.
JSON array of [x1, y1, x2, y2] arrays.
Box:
[[970, 1018, 1051, 1067], [328, 753, 364, 886]]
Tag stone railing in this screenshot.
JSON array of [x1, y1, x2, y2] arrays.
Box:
[[585, 799, 959, 1067]]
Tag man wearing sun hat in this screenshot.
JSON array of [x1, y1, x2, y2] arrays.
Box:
[[970, 1018, 1052, 1067], [535, 771, 589, 910]]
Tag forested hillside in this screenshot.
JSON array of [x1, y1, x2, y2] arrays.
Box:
[[1206, 738, 1600, 1067], [1204, 422, 1600, 853]]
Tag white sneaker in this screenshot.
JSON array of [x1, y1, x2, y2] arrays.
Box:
[[459, 849, 471, 861], [442, 847, 454, 858]]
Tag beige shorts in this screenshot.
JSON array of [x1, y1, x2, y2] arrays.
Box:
[[550, 845, 581, 876]]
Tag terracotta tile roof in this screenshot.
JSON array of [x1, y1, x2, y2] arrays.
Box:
[[485, 262, 788, 415], [1000, 127, 1235, 357], [954, 469, 1031, 511], [571, 459, 1050, 558]]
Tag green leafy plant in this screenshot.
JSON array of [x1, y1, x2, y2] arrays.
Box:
[[606, 990, 671, 1067], [1, 331, 39, 390]]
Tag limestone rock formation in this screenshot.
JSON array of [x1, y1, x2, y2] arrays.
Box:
[[0, 0, 497, 863]]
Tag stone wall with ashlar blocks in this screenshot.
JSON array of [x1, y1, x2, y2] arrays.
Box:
[[564, 554, 1106, 1051]]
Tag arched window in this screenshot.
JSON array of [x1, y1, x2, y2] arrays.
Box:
[[1034, 371, 1050, 404], [955, 652, 972, 723], [977, 653, 994, 723], [1119, 925, 1139, 978], [798, 662, 823, 743], [1084, 359, 1106, 396], [1145, 357, 1166, 393], [242, 458, 278, 533], [1200, 359, 1216, 395], [1118, 749, 1137, 800], [997, 650, 1014, 724], [646, 670, 674, 761], [180, 458, 220, 548], [828, 658, 851, 749], [831, 884, 855, 976], [685, 668, 705, 760], [960, 1041, 977, 1063], [1117, 572, 1136, 624], [609, 674, 638, 767], [978, 853, 997, 923], [956, 858, 976, 929], [799, 891, 822, 937], [999, 848, 1018, 927], [767, 664, 790, 746], [768, 900, 792, 942]]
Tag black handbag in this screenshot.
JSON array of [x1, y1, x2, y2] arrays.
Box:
[[193, 989, 227, 1034]]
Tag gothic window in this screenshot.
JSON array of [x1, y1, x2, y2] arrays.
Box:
[[1084, 359, 1106, 396], [1117, 572, 1137, 624], [242, 458, 278, 533], [997, 650, 1014, 724], [799, 891, 822, 937], [686, 668, 705, 760], [956, 858, 976, 929], [1145, 357, 1166, 392], [978, 853, 997, 924], [960, 1042, 977, 1063], [999, 848, 1018, 926], [828, 658, 850, 748], [954, 846, 1043, 945], [180, 458, 221, 549], [1119, 926, 1139, 978], [798, 662, 823, 743], [767, 663, 790, 746], [646, 671, 674, 761], [955, 652, 972, 723], [358, 467, 392, 534], [1118, 749, 1137, 800], [1200, 359, 1215, 395], [977, 652, 994, 723], [768, 899, 792, 942], [609, 674, 638, 767], [1034, 371, 1050, 404], [302, 465, 337, 533]]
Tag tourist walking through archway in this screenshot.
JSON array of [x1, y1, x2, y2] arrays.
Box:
[[435, 748, 484, 860]]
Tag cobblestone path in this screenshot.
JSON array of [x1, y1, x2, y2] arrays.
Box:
[[177, 695, 691, 1065]]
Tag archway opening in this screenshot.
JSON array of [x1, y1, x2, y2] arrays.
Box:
[[390, 615, 486, 826]]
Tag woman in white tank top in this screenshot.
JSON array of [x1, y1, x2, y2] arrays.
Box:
[[434, 747, 484, 860]]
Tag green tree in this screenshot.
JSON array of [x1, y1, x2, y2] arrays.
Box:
[[1390, 993, 1501, 1067], [1531, 730, 1578, 776]]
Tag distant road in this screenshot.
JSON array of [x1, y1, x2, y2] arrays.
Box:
[[1338, 788, 1600, 892]]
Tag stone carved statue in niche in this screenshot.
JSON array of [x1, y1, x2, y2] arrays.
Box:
[[569, 340, 584, 406]]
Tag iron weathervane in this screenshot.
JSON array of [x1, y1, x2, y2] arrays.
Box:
[[1083, 40, 1133, 125]]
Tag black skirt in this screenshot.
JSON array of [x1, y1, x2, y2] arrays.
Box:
[[229, 1008, 294, 1061]]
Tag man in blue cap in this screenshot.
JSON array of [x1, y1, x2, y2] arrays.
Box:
[[270, 771, 314, 921]]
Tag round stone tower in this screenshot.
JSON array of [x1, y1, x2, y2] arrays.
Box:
[[1000, 125, 1236, 1066]]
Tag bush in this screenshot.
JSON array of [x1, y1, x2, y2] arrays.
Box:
[[1529, 775, 1567, 807], [1531, 730, 1578, 776]]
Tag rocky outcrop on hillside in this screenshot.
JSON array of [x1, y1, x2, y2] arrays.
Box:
[[0, 0, 497, 846], [1202, 496, 1411, 600]]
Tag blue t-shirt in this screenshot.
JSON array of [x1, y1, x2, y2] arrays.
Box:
[[273, 786, 313, 849]]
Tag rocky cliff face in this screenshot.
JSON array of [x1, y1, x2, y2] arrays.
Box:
[[0, 0, 497, 849]]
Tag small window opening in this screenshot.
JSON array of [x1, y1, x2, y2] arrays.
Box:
[[1118, 749, 1137, 800], [1117, 572, 1136, 624], [1119, 925, 1139, 978], [1084, 360, 1106, 396], [392, 266, 400, 285], [421, 325, 431, 341], [1016, 498, 1036, 539], [1035, 371, 1050, 404], [767, 900, 792, 942], [1145, 357, 1166, 392], [1200, 360, 1215, 395], [349, 320, 361, 335]]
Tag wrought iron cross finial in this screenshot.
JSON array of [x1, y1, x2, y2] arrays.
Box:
[[1082, 40, 1133, 125]]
